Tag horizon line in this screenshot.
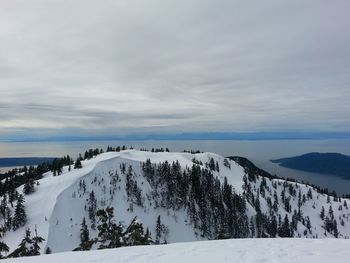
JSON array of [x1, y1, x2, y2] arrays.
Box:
[[1, 131, 350, 143]]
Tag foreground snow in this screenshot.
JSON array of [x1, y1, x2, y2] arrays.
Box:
[[3, 238, 350, 263]]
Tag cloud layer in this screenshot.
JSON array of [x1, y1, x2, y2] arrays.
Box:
[[0, 0, 349, 137]]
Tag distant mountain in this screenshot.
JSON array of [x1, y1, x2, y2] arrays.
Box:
[[271, 152, 350, 179], [0, 157, 56, 168]]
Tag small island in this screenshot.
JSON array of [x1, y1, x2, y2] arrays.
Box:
[[271, 152, 350, 179]]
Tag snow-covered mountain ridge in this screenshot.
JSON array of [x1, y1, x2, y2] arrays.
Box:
[[1, 149, 350, 256]]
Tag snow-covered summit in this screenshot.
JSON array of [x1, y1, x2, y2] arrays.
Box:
[[1, 149, 350, 256]]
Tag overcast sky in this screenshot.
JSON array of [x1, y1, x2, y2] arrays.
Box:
[[0, 0, 350, 138]]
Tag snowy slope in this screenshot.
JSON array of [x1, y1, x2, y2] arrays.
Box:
[[3, 238, 350, 263], [46, 150, 246, 252], [1, 152, 122, 252], [1, 149, 350, 256], [47, 156, 198, 252]]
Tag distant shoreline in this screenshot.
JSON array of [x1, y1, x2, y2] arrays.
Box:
[[0, 157, 56, 168]]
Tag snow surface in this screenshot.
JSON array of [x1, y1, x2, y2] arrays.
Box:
[[3, 238, 350, 263]]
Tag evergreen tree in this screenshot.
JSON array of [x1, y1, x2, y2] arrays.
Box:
[[155, 215, 162, 244], [96, 207, 123, 249], [155, 215, 168, 244], [320, 206, 325, 220], [5, 208, 12, 231], [74, 159, 82, 169], [88, 191, 97, 227], [0, 196, 7, 219], [298, 190, 302, 209], [13, 194, 27, 230], [216, 231, 230, 240], [278, 214, 291, 237], [215, 161, 220, 172], [208, 158, 216, 171], [306, 216, 312, 231], [324, 216, 332, 232], [123, 217, 150, 246], [254, 193, 264, 237], [328, 205, 334, 219], [269, 215, 278, 237], [291, 212, 298, 231], [23, 180, 35, 195], [8, 228, 32, 257], [79, 217, 92, 251], [0, 241, 9, 259], [145, 227, 152, 244], [333, 219, 339, 238], [8, 189, 19, 208], [249, 216, 255, 237], [307, 188, 313, 200], [31, 226, 44, 256]]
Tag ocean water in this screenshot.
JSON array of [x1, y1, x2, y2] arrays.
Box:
[[1, 139, 350, 195]]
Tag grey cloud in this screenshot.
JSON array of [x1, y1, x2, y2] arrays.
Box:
[[0, 0, 349, 137]]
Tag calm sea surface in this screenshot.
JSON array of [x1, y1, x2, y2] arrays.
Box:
[[1, 139, 350, 195]]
